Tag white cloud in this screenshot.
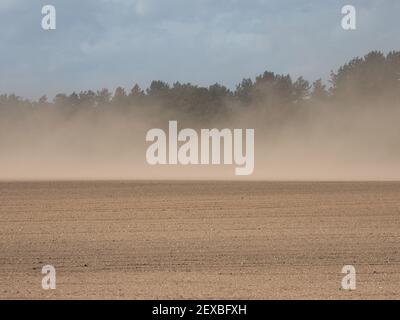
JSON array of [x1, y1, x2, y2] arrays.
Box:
[[135, 0, 147, 16], [0, 0, 399, 98], [0, 0, 20, 12]]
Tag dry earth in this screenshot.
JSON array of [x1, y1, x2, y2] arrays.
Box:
[[0, 181, 400, 299]]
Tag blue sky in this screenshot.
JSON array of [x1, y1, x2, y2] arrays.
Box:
[[0, 0, 399, 99]]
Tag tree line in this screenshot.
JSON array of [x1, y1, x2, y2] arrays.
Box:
[[1, 50, 399, 122]]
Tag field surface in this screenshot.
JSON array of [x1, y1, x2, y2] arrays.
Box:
[[1, 181, 400, 299]]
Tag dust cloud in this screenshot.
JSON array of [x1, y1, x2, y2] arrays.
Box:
[[1, 51, 399, 180], [0, 99, 399, 181]]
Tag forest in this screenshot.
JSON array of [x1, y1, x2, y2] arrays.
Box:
[[1, 50, 399, 126]]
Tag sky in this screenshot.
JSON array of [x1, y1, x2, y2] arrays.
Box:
[[0, 0, 399, 99]]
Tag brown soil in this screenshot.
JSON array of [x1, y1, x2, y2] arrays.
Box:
[[1, 181, 399, 299]]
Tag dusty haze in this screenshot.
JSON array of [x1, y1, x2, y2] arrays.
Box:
[[1, 51, 399, 180], [1, 101, 399, 181]]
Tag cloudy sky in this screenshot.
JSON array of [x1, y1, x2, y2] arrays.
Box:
[[0, 0, 399, 99]]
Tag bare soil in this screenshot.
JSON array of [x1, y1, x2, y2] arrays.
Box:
[[1, 181, 399, 299]]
